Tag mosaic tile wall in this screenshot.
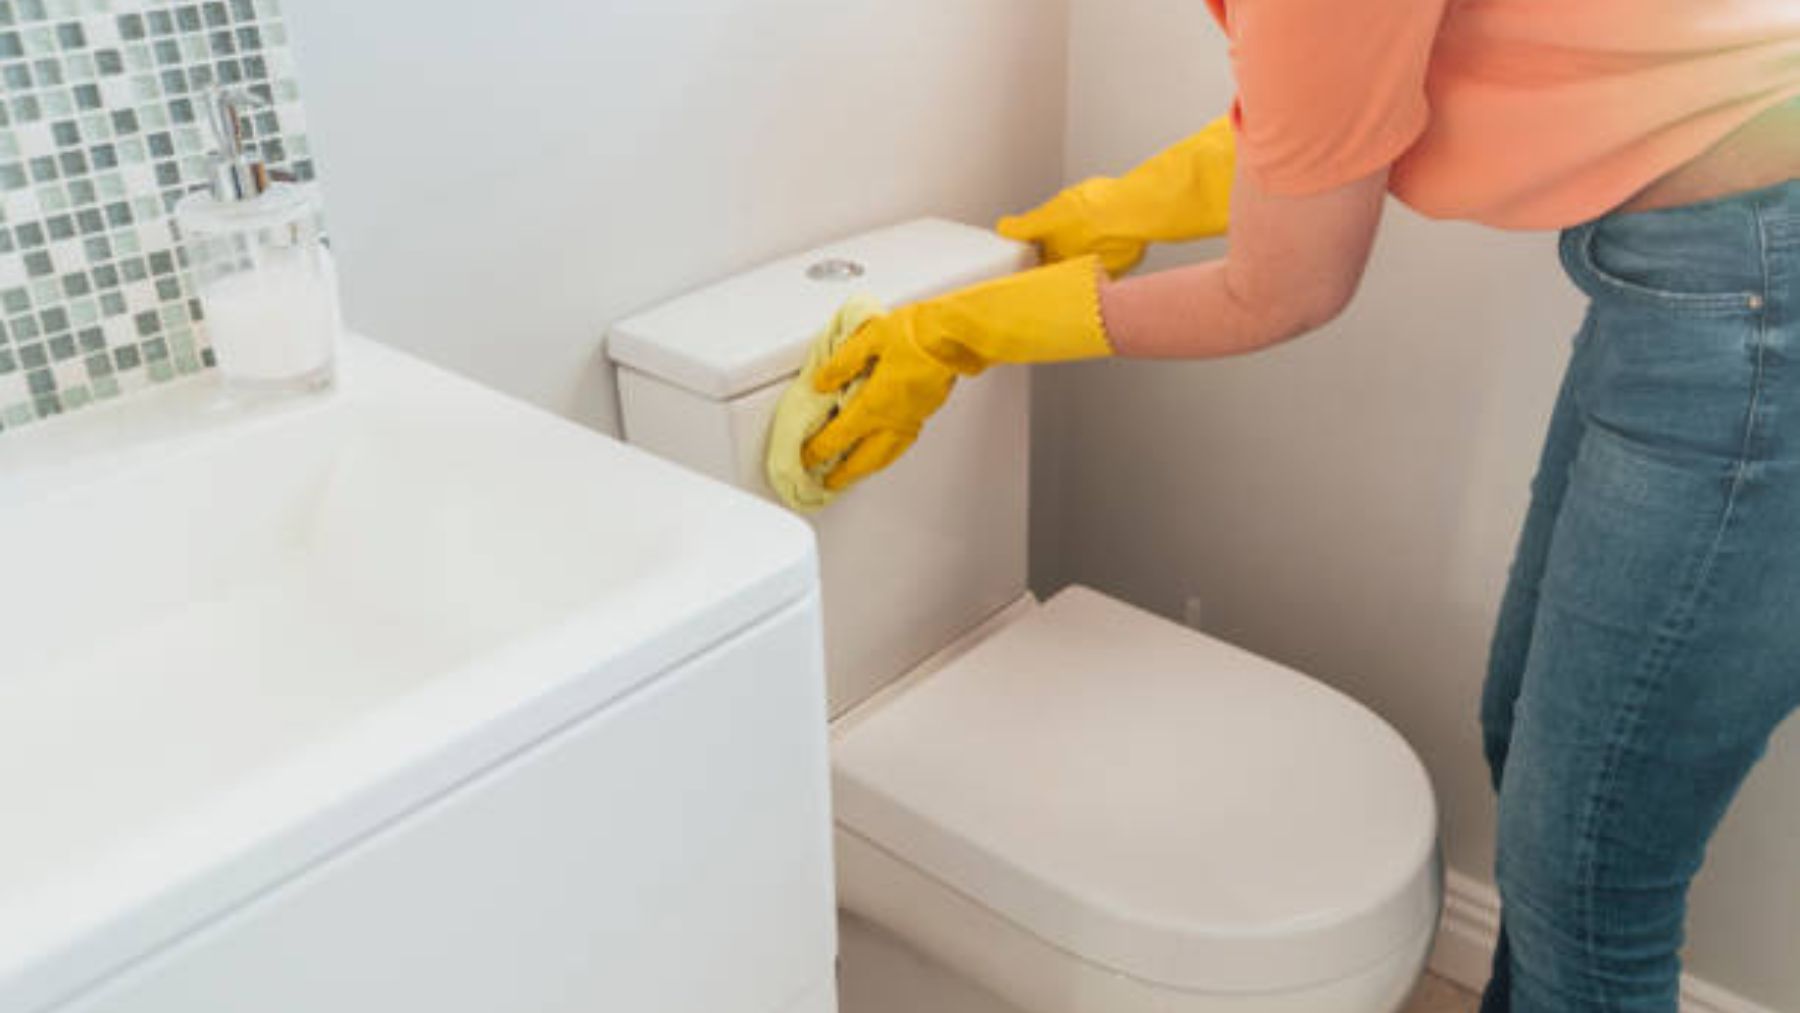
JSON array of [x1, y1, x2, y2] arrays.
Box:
[[0, 0, 312, 434]]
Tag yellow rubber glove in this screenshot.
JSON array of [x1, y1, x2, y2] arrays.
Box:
[[997, 114, 1236, 278], [801, 255, 1110, 493]]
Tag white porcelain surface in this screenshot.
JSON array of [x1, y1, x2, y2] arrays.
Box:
[[0, 337, 821, 1012], [610, 219, 1035, 716]]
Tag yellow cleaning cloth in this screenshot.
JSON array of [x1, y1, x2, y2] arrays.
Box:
[[765, 295, 884, 513]]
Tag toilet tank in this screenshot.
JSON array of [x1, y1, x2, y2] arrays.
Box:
[[608, 219, 1035, 716]]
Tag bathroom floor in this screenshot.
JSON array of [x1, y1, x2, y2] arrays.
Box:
[[1404, 973, 1480, 1013]]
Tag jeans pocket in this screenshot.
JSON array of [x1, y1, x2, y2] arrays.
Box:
[[1562, 224, 1764, 318]]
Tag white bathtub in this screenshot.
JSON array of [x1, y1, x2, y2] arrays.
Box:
[[0, 338, 836, 1013]]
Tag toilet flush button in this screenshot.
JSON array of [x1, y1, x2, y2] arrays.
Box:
[[806, 258, 866, 282]]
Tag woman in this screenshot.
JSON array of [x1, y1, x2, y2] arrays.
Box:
[[801, 2, 1800, 1010]]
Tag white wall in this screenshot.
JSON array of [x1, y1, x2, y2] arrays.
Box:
[[1047, 1, 1800, 1008], [283, 0, 1068, 434]]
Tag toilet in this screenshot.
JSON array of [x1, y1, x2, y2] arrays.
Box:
[[606, 219, 1442, 1013]]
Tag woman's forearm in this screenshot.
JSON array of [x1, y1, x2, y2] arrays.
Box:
[[1099, 258, 1322, 359], [1099, 164, 1392, 360]]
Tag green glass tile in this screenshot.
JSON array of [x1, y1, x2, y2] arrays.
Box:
[[60, 383, 89, 409], [91, 373, 118, 399], [38, 184, 68, 211], [34, 59, 67, 90], [122, 42, 148, 70], [158, 303, 184, 328], [146, 358, 172, 382], [40, 90, 72, 116], [129, 73, 156, 101], [138, 104, 166, 129], [64, 51, 94, 79], [3, 403, 30, 425], [68, 298, 96, 326], [167, 326, 193, 354], [22, 25, 52, 53], [116, 135, 146, 162], [29, 277, 57, 303], [173, 351, 198, 373]]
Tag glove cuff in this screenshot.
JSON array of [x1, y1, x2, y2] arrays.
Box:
[[919, 256, 1113, 369]]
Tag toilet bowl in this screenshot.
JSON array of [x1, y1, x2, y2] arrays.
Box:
[[832, 588, 1439, 1013], [607, 219, 1442, 1013]]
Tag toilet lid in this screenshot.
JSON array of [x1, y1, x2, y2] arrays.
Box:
[[831, 586, 1440, 994]]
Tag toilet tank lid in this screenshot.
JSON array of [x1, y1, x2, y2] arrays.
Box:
[[606, 219, 1033, 401]]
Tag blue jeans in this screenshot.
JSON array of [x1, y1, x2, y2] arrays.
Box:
[[1480, 179, 1800, 1012]]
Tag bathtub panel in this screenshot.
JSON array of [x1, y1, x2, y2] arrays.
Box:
[[52, 596, 836, 1013]]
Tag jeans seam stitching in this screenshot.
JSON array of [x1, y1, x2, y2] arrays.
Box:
[[1747, 206, 1774, 467]]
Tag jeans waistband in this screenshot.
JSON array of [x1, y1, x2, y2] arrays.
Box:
[[1587, 177, 1799, 244], [1559, 178, 1798, 313]]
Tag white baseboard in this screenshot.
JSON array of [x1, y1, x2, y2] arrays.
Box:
[[1428, 869, 1776, 1013], [1427, 868, 1504, 991]]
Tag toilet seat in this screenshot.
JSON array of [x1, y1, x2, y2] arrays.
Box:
[[831, 586, 1440, 998]]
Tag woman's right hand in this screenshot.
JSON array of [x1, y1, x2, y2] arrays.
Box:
[[998, 114, 1237, 278]]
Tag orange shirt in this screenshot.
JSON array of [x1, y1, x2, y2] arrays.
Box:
[[1204, 0, 1800, 229]]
